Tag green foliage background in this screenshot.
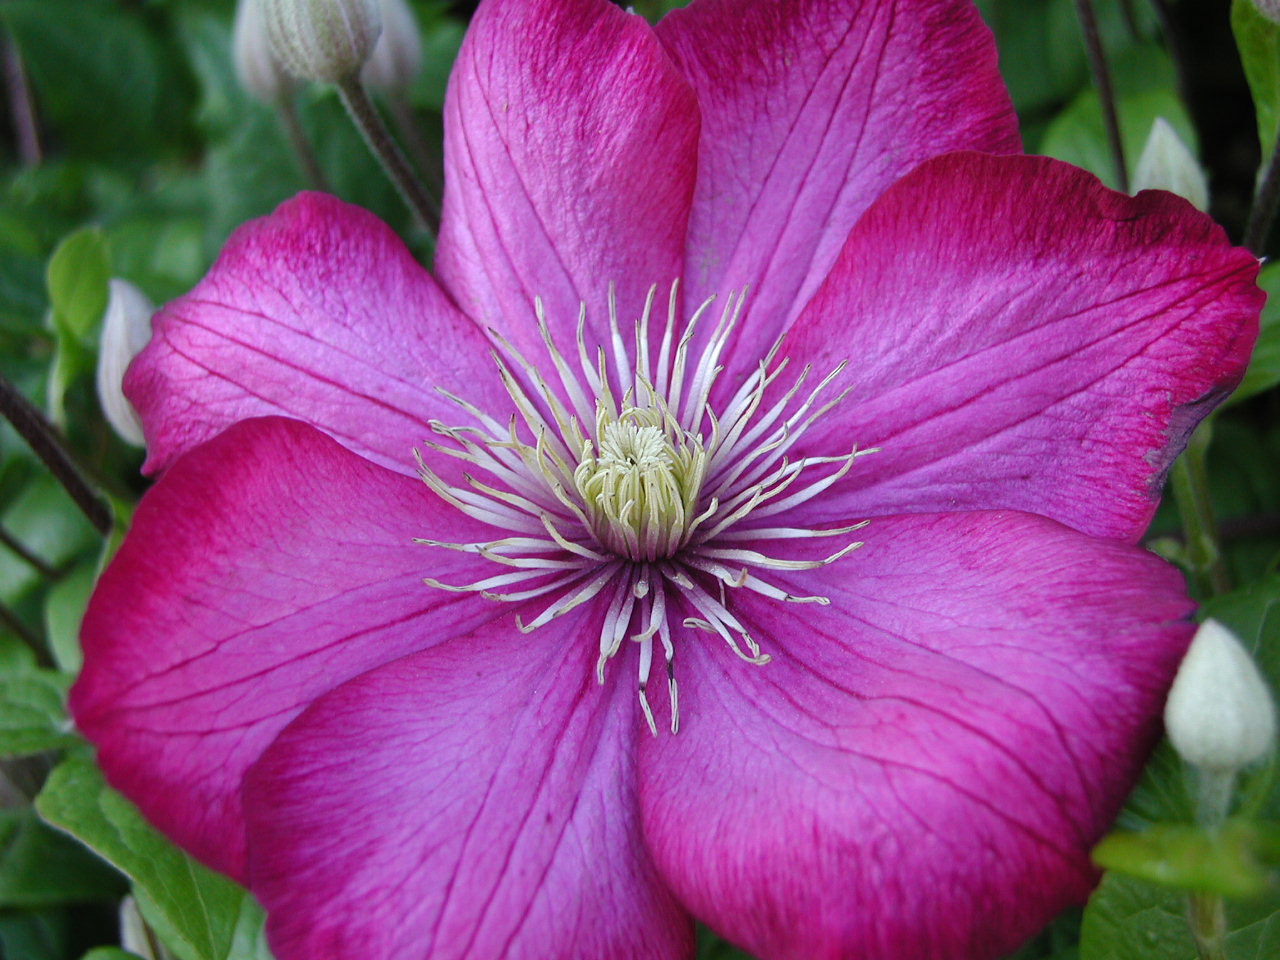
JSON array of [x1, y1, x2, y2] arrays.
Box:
[[1, 1, 1279, 958]]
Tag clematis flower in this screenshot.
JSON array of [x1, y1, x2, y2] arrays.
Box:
[[72, 0, 1262, 957]]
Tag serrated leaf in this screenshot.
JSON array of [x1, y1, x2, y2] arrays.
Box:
[[35, 758, 274, 960], [0, 669, 78, 758], [1092, 822, 1275, 897], [46, 228, 109, 344], [0, 807, 124, 907], [1233, 0, 1280, 169], [1231, 261, 1280, 405]]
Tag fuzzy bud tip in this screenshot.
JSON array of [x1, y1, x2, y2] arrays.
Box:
[[1165, 619, 1276, 773], [262, 0, 382, 84]]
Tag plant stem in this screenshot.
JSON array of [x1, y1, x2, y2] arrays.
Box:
[[1243, 126, 1280, 253], [1075, 0, 1129, 193], [1187, 768, 1234, 960], [2, 34, 41, 166], [1170, 424, 1230, 598], [335, 76, 440, 233], [0, 524, 60, 580], [0, 371, 111, 537], [0, 598, 51, 669], [276, 96, 330, 192], [1188, 891, 1230, 960], [387, 95, 444, 207]]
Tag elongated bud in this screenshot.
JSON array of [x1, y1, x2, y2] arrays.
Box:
[[362, 0, 421, 94], [234, 0, 291, 103], [1165, 620, 1276, 773], [1132, 117, 1210, 212], [96, 279, 153, 447], [262, 0, 381, 84]]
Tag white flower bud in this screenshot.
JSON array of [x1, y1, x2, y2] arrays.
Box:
[[96, 279, 153, 447], [262, 0, 382, 84], [234, 0, 292, 103], [1165, 620, 1276, 773], [361, 0, 422, 94], [119, 897, 158, 960], [1132, 117, 1210, 212], [1252, 0, 1280, 25]]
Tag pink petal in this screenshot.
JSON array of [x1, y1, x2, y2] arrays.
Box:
[[434, 0, 699, 358], [243, 608, 692, 960], [639, 511, 1193, 960], [656, 0, 1019, 367], [129, 192, 503, 477], [778, 152, 1261, 542], [72, 418, 504, 880]]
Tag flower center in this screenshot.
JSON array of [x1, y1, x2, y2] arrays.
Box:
[[575, 402, 706, 561], [415, 283, 872, 735]]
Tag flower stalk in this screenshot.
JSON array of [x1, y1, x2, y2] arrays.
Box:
[[1074, 0, 1128, 193], [276, 95, 330, 191], [335, 76, 439, 233], [1242, 124, 1280, 253], [0, 370, 111, 536], [1170, 424, 1229, 597]]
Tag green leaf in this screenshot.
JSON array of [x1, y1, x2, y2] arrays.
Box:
[[0, 669, 79, 758], [82, 950, 147, 960], [42, 561, 96, 674], [46, 228, 110, 344], [1080, 872, 1280, 960], [0, 0, 168, 162], [1231, 261, 1280, 405], [0, 477, 98, 607], [0, 807, 125, 907], [1233, 0, 1280, 167], [1092, 822, 1276, 897], [35, 758, 274, 960]]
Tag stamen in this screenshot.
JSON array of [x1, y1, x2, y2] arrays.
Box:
[[414, 281, 872, 735]]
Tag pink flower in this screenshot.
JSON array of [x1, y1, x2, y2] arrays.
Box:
[[72, 0, 1262, 957]]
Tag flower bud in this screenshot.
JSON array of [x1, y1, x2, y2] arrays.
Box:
[[1252, 0, 1280, 25], [1165, 620, 1276, 773], [361, 0, 422, 94], [234, 0, 292, 103], [262, 0, 382, 84], [96, 279, 153, 447], [1132, 117, 1210, 212]]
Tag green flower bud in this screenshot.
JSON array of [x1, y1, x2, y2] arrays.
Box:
[[262, 0, 382, 84]]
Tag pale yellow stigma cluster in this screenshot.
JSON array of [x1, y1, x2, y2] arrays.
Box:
[[415, 283, 871, 735], [574, 391, 708, 561]]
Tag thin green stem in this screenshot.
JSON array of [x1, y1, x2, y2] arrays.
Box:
[[0, 370, 111, 536], [1243, 125, 1280, 253], [1075, 0, 1129, 193], [1188, 891, 1230, 960], [276, 95, 330, 192], [1186, 768, 1235, 960], [1170, 424, 1230, 598], [387, 95, 444, 204], [335, 76, 440, 234]]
